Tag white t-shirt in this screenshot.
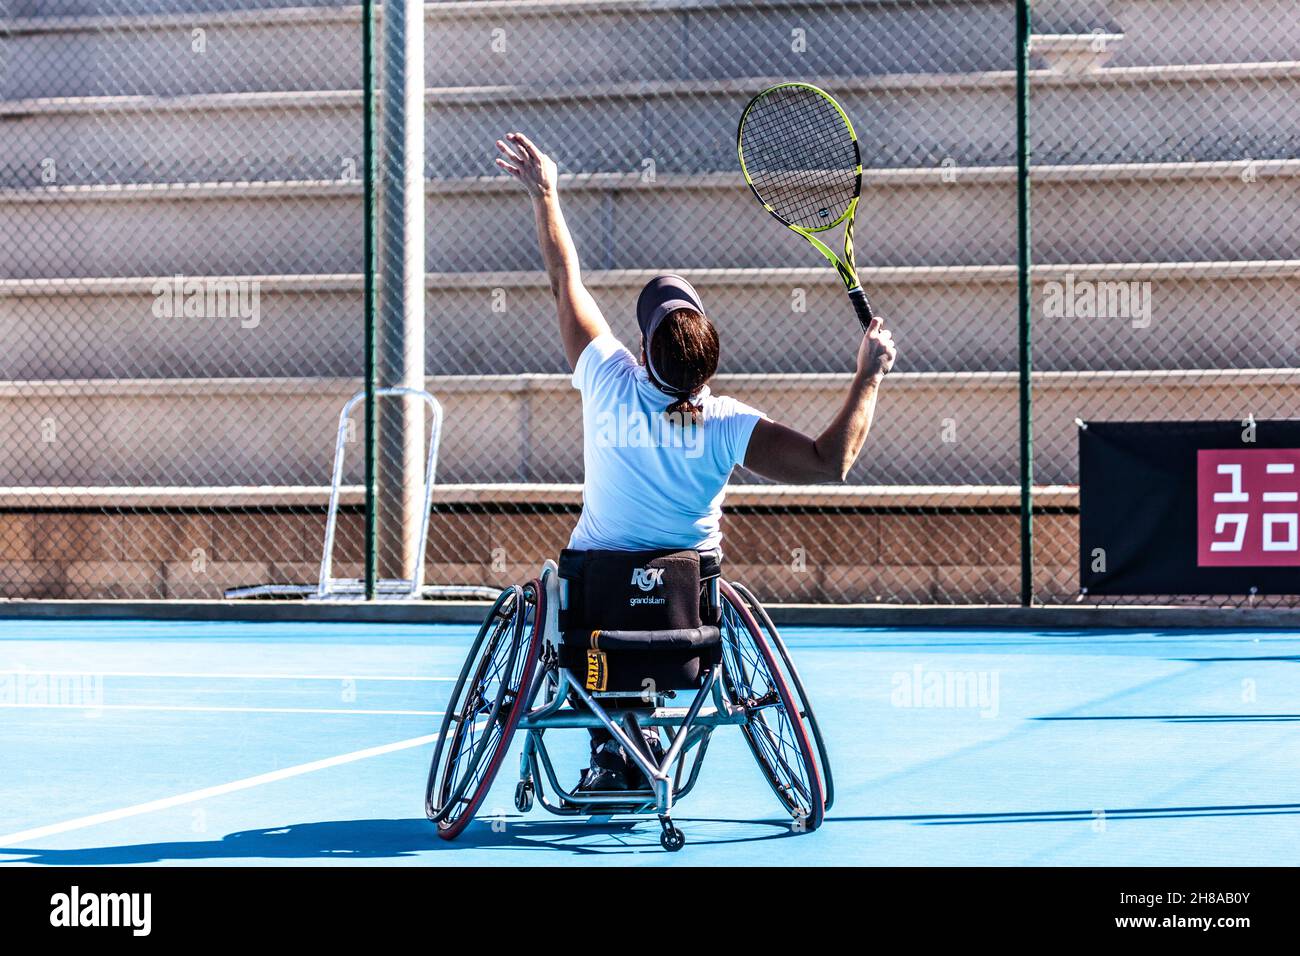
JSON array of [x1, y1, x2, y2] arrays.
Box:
[[567, 334, 765, 552]]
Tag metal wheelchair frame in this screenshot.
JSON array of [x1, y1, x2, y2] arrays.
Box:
[[511, 561, 779, 850], [426, 558, 831, 851]]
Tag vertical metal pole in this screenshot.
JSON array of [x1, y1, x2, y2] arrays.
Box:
[[379, 0, 426, 585], [1015, 0, 1035, 606], [362, 0, 378, 600]]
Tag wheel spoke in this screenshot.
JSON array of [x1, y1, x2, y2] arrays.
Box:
[[427, 582, 544, 838], [719, 584, 821, 824]]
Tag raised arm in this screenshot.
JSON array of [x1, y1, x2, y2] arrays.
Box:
[[743, 317, 897, 483], [495, 132, 610, 370]]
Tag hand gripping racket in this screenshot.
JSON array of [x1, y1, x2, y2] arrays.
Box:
[[737, 82, 874, 330]]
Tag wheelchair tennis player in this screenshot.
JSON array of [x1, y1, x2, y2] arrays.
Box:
[[493, 132, 897, 793], [423, 133, 897, 847]]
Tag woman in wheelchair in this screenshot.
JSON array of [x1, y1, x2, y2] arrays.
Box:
[[425, 133, 896, 848]]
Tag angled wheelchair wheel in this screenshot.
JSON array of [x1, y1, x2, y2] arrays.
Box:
[[719, 580, 825, 831], [728, 582, 835, 811], [425, 580, 544, 840]]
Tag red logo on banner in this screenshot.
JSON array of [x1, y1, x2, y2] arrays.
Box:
[[1197, 449, 1300, 566]]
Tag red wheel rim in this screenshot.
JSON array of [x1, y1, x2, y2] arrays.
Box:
[[436, 579, 545, 840]]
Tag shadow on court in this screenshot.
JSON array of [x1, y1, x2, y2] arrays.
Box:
[[8, 799, 1300, 864], [842, 803, 1300, 826], [0, 815, 799, 864], [1036, 714, 1300, 723], [1173, 656, 1300, 662]]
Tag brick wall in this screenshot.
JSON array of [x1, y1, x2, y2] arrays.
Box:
[[0, 509, 1078, 603]]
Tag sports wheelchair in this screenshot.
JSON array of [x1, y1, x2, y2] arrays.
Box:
[[424, 548, 833, 851]]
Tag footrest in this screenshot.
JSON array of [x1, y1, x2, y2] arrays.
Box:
[[584, 799, 657, 815], [564, 788, 657, 813], [649, 705, 718, 722]]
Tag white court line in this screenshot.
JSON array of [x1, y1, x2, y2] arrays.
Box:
[[1, 703, 445, 717], [0, 669, 454, 682], [0, 731, 443, 847]]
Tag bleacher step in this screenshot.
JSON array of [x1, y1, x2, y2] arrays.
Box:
[[4, 64, 1295, 186], [0, 370, 1294, 487], [4, 260, 1294, 378], [5, 0, 1293, 97], [4, 161, 1294, 277]]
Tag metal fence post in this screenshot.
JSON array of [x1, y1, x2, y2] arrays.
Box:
[[362, 0, 379, 601], [378, 0, 427, 585], [1016, 0, 1035, 607]]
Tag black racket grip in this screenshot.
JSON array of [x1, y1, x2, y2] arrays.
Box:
[[847, 286, 874, 331]]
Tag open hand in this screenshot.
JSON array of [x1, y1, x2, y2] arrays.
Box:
[[495, 132, 557, 199]]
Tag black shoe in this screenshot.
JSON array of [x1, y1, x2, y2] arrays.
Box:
[[577, 766, 631, 792], [626, 730, 666, 788], [576, 741, 633, 792]]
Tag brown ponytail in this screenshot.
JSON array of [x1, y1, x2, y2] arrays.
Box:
[[647, 308, 719, 426]]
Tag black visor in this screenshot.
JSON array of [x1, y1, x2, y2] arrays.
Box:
[[636, 275, 707, 397]]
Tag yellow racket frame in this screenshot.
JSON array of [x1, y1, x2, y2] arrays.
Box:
[[737, 81, 863, 290]]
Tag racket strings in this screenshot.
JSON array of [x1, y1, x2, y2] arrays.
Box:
[[740, 86, 858, 229]]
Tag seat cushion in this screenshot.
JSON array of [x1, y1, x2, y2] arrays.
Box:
[[566, 625, 721, 652], [557, 549, 723, 692], [558, 627, 723, 693]]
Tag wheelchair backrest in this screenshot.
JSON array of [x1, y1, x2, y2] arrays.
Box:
[[558, 548, 721, 632]]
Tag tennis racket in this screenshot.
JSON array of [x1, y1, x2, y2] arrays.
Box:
[[736, 82, 873, 330]]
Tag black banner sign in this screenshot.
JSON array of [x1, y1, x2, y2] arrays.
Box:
[[1079, 420, 1300, 595]]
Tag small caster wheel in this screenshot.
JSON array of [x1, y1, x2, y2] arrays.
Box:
[[659, 825, 685, 852], [514, 780, 534, 813]]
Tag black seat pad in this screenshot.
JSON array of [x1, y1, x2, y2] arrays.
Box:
[[558, 548, 722, 692], [568, 625, 721, 652], [559, 548, 717, 632]]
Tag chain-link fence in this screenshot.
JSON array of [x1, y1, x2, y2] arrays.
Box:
[[0, 0, 1294, 605], [1029, 0, 1299, 605]]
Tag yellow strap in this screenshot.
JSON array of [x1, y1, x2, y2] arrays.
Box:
[[585, 649, 608, 692]]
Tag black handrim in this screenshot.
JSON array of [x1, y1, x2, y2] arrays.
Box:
[[719, 582, 824, 830], [425, 586, 523, 826], [730, 582, 835, 811], [427, 581, 544, 839]]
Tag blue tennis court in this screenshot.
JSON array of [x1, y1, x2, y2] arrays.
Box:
[[2, 619, 1297, 867]]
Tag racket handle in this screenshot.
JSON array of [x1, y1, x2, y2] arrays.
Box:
[[847, 286, 874, 331]]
